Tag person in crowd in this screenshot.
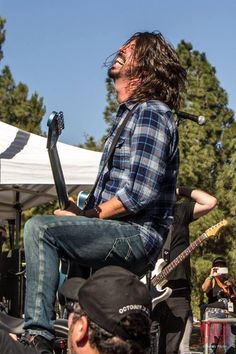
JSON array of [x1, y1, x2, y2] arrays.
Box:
[[22, 31, 186, 352], [60, 265, 152, 354], [202, 257, 236, 353], [153, 187, 217, 354], [0, 331, 36, 354], [0, 266, 152, 354]]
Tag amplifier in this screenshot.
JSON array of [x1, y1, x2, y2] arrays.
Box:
[[0, 248, 25, 317]]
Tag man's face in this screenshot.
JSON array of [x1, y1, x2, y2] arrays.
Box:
[[108, 40, 136, 79]]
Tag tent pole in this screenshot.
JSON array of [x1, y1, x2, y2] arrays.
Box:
[[15, 191, 22, 249], [7, 219, 15, 250]]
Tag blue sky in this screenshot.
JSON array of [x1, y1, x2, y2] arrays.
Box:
[[1, 0, 236, 145]]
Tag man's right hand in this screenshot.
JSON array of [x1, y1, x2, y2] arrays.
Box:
[[54, 200, 84, 216]]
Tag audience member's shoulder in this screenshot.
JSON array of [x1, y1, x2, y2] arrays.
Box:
[[0, 330, 36, 354]]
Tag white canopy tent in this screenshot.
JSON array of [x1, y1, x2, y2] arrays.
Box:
[[0, 121, 101, 246]]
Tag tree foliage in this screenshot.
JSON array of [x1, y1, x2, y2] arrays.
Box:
[[0, 16, 48, 240], [0, 17, 6, 62], [78, 135, 104, 152], [176, 41, 236, 316], [0, 16, 45, 134], [103, 77, 119, 128], [81, 77, 118, 151]]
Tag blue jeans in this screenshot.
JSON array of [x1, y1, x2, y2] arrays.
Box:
[[23, 215, 149, 340]]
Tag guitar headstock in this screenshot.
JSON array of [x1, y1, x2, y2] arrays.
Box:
[[47, 111, 64, 150], [205, 219, 228, 239]]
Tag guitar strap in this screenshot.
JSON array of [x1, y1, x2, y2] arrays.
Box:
[[161, 224, 174, 263], [84, 103, 139, 209], [215, 276, 231, 297]]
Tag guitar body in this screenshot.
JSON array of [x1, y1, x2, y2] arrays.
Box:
[[77, 191, 89, 210], [141, 258, 172, 309], [151, 258, 172, 308]]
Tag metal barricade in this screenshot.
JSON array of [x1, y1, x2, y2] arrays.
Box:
[[201, 308, 236, 354]]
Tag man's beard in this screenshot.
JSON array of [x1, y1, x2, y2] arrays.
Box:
[[108, 66, 134, 81], [108, 66, 120, 80]]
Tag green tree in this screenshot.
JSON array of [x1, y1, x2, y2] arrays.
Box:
[[0, 17, 5, 62], [80, 77, 118, 151], [176, 40, 235, 242], [0, 17, 45, 133], [176, 41, 236, 316], [177, 41, 234, 189], [79, 135, 104, 151], [0, 16, 48, 242], [103, 77, 118, 128]]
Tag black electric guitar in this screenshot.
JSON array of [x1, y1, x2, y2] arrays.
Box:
[[141, 219, 228, 308], [47, 111, 69, 210], [47, 111, 89, 210]]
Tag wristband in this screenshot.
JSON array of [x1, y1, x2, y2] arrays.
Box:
[[178, 186, 194, 198], [94, 206, 101, 216]]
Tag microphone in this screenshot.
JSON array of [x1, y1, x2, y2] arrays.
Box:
[[176, 111, 206, 125]]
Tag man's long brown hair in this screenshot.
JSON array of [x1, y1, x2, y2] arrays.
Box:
[[109, 31, 186, 111]]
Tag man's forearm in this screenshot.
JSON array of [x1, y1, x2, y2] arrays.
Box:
[[189, 189, 217, 207], [177, 187, 217, 219], [85, 196, 129, 219]]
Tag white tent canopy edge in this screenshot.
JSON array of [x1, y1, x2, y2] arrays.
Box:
[[0, 121, 101, 220]]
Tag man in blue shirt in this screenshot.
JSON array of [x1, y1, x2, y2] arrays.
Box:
[[22, 31, 186, 352]]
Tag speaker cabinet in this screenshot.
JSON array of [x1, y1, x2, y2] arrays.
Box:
[[0, 249, 25, 317]]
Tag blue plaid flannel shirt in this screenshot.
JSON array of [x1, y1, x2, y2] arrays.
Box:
[[93, 100, 179, 265]]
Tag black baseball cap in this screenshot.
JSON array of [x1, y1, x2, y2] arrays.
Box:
[[212, 257, 227, 267], [59, 265, 151, 340]]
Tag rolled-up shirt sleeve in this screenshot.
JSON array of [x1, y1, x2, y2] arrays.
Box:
[[116, 107, 172, 213]]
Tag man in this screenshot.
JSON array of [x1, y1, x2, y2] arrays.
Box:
[[0, 265, 152, 354], [202, 257, 236, 353], [153, 187, 217, 354], [23, 31, 186, 352], [61, 266, 151, 354]]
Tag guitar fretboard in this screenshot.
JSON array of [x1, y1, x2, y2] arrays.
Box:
[[47, 112, 69, 210], [152, 232, 207, 286]]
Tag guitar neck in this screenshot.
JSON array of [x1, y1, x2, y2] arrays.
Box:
[[152, 232, 207, 286], [48, 148, 69, 210]]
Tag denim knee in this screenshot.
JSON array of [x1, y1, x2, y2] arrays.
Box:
[[24, 216, 40, 244]]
